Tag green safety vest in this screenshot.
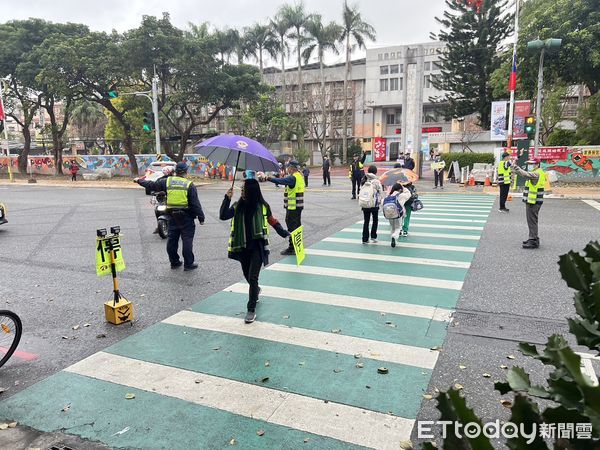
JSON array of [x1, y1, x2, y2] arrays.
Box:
[[166, 176, 192, 207], [284, 172, 305, 210], [228, 204, 269, 254], [523, 169, 546, 205], [497, 161, 512, 185]]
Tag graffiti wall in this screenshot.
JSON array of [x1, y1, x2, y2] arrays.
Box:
[[540, 147, 600, 183], [0, 154, 224, 177]]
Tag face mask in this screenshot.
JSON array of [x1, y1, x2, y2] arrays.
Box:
[[527, 164, 536, 172]]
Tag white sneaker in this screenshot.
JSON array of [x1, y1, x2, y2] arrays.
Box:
[[370, 238, 378, 243]]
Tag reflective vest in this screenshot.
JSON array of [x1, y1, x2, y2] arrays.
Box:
[[523, 169, 546, 205], [497, 161, 512, 185], [284, 172, 305, 210], [166, 176, 191, 207], [348, 161, 364, 178], [228, 205, 269, 253]]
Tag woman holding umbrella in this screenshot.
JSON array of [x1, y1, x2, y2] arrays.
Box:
[[219, 174, 290, 324]]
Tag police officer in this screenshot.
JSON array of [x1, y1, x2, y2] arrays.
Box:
[[136, 162, 205, 269], [261, 161, 305, 255], [403, 152, 416, 171], [497, 152, 512, 213], [512, 158, 546, 249], [349, 152, 367, 199]]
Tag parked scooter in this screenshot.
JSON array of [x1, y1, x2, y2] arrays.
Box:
[[151, 191, 169, 239]]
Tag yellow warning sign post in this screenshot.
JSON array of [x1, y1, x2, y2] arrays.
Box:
[[96, 226, 133, 325], [291, 226, 305, 266]]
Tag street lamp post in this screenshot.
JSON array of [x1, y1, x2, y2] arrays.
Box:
[[527, 38, 562, 156]]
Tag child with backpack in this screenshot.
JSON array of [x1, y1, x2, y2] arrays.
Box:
[[382, 183, 412, 247], [359, 165, 383, 244], [401, 182, 422, 237]]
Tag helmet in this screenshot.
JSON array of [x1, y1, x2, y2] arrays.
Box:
[[162, 166, 175, 176], [175, 162, 189, 173]]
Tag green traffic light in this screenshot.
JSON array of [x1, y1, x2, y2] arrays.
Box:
[[143, 124, 152, 132], [108, 91, 118, 98]]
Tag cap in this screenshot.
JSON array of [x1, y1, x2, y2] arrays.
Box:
[[287, 160, 300, 168], [175, 162, 189, 173], [501, 152, 510, 159]]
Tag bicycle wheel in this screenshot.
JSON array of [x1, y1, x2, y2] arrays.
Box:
[[0, 310, 22, 368]]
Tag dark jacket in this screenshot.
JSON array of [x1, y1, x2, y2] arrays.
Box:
[[404, 157, 415, 171], [322, 159, 330, 172], [351, 153, 367, 177], [138, 176, 205, 222]]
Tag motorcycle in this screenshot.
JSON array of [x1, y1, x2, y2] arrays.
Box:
[[150, 191, 169, 239]]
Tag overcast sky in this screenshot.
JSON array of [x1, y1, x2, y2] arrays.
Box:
[[1, 0, 447, 65]]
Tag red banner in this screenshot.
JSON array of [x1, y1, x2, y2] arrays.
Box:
[[535, 146, 568, 161], [373, 137, 387, 162], [512, 100, 531, 140]]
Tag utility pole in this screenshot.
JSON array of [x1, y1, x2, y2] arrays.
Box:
[[506, 0, 520, 149], [151, 75, 161, 156]]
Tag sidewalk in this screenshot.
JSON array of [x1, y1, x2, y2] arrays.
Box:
[[0, 175, 214, 190], [0, 194, 496, 449]]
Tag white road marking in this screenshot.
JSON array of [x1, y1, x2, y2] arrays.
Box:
[[343, 227, 480, 241], [304, 248, 472, 268], [405, 223, 484, 231], [269, 263, 463, 290], [324, 237, 476, 253], [226, 283, 454, 322], [409, 217, 487, 223], [582, 200, 600, 212], [163, 311, 439, 369], [66, 352, 414, 449]]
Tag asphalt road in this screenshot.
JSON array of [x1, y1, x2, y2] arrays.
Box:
[[0, 179, 361, 396]]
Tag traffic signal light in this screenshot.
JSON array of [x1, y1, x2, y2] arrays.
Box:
[[143, 112, 154, 132], [102, 90, 118, 99], [524, 116, 536, 139]]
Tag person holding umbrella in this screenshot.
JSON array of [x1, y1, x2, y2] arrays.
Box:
[[260, 161, 305, 255], [220, 176, 290, 323]]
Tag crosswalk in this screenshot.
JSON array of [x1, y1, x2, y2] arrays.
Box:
[[0, 194, 496, 449]]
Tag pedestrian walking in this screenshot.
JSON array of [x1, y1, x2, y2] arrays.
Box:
[[322, 156, 331, 186], [135, 162, 205, 270], [349, 152, 367, 199], [358, 165, 383, 244], [220, 178, 290, 324], [433, 152, 446, 189], [382, 183, 412, 248], [512, 158, 546, 249], [69, 160, 79, 181], [261, 160, 305, 255], [302, 164, 310, 187], [497, 152, 512, 213], [402, 182, 418, 236]]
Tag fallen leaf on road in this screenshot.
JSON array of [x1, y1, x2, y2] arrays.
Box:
[[355, 363, 364, 369], [194, 379, 202, 384], [354, 353, 362, 359], [61, 336, 69, 340], [96, 334, 107, 339], [377, 367, 389, 374], [72, 325, 80, 330], [507, 355, 516, 360], [212, 347, 221, 351], [422, 394, 433, 400], [380, 312, 386, 316], [333, 368, 342, 373], [83, 323, 90, 328], [385, 321, 393, 325], [400, 440, 414, 449], [113, 426, 130, 436], [0, 388, 6, 394], [0, 424, 8, 430], [256, 429, 265, 436], [482, 373, 492, 378], [331, 329, 341, 334], [298, 362, 305, 367], [125, 393, 136, 400], [454, 383, 464, 390], [229, 438, 237, 445], [501, 399, 512, 408], [140, 294, 146, 298], [61, 403, 71, 412], [303, 438, 310, 443], [8, 422, 17, 428], [365, 385, 371, 389], [500, 365, 508, 370], [260, 377, 270, 383], [264, 361, 270, 367], [459, 364, 466, 370], [430, 346, 442, 352], [282, 315, 290, 319]]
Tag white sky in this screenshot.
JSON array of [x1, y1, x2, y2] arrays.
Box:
[[1, 0, 447, 65]]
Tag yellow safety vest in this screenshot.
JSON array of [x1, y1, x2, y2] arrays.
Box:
[[523, 169, 546, 205], [166, 176, 191, 207], [497, 161, 512, 185], [284, 172, 305, 210], [228, 204, 269, 253]]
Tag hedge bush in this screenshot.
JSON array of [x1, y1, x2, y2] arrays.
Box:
[[440, 152, 495, 170]]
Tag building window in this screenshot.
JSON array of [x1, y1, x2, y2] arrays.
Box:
[[397, 51, 402, 58], [399, 64, 404, 73], [390, 64, 399, 74], [384, 52, 389, 60], [386, 113, 396, 125], [380, 65, 389, 75], [424, 61, 431, 71], [424, 75, 431, 89], [390, 78, 399, 91], [432, 61, 442, 70], [378, 53, 383, 60], [399, 77, 403, 90], [379, 79, 389, 91]]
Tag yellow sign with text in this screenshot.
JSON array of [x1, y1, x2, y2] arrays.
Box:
[[96, 236, 126, 276], [290, 226, 305, 266]]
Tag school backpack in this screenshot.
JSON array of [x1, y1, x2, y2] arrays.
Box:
[[358, 179, 378, 209], [382, 195, 403, 219], [411, 199, 424, 211]]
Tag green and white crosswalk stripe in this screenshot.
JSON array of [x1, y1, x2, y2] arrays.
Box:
[[0, 194, 495, 449]]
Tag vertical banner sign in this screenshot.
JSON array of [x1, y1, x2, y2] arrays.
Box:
[[290, 226, 305, 266], [490, 101, 507, 141], [512, 100, 531, 140], [373, 137, 387, 162]]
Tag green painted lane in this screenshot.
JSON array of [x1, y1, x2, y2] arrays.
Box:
[[278, 254, 468, 281], [259, 270, 460, 309], [312, 240, 475, 262], [193, 291, 448, 348], [104, 323, 432, 418], [333, 230, 480, 248], [0, 371, 365, 450], [347, 223, 483, 237]]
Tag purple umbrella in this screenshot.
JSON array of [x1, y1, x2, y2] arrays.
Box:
[[195, 135, 280, 187]]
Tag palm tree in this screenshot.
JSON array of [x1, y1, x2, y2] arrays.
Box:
[[245, 23, 278, 78], [278, 2, 309, 106], [340, 1, 376, 163], [213, 27, 240, 63], [70, 100, 106, 151], [302, 15, 342, 156], [270, 15, 291, 109]]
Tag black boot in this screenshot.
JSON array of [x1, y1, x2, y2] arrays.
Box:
[[522, 239, 539, 249]]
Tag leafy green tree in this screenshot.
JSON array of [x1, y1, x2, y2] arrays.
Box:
[[70, 100, 107, 151], [546, 128, 577, 146], [270, 14, 291, 109], [245, 23, 279, 78], [574, 92, 600, 145], [431, 0, 513, 129], [103, 97, 153, 154], [340, 1, 375, 163]]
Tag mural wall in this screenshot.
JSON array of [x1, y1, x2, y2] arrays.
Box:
[[540, 147, 600, 182]]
